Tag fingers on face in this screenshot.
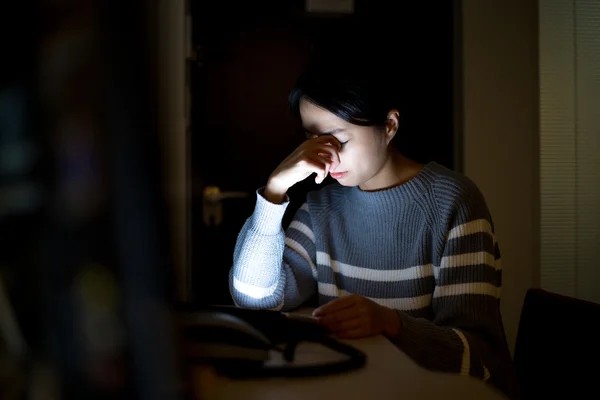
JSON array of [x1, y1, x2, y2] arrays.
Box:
[[311, 136, 342, 167], [313, 134, 342, 150], [303, 136, 343, 184], [305, 155, 330, 183], [316, 145, 340, 171]]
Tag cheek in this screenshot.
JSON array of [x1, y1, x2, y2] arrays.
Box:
[[340, 145, 376, 169], [357, 141, 384, 163], [340, 132, 386, 166], [339, 147, 359, 167]]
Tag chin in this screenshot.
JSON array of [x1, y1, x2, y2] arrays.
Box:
[[336, 178, 360, 187]]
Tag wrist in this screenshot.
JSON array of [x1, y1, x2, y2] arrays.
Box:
[[265, 178, 288, 204], [382, 308, 402, 339]]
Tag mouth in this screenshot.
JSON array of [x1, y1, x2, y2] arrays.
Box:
[[330, 171, 348, 180]]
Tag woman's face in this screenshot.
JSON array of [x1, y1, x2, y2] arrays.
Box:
[[299, 98, 394, 189]]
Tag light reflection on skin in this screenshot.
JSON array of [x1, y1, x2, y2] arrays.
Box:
[[298, 98, 418, 192]]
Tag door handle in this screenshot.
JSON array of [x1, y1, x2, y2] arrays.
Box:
[[203, 186, 248, 203], [202, 185, 249, 227]]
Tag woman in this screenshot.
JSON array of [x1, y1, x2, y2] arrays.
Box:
[[228, 60, 517, 398]]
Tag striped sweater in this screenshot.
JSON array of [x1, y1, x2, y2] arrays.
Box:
[[229, 162, 517, 398]]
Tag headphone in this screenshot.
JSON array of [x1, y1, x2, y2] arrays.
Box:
[[215, 334, 367, 379], [179, 305, 367, 379]]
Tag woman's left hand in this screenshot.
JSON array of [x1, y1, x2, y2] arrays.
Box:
[[313, 294, 402, 339]]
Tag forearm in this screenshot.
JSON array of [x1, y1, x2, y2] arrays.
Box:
[[230, 191, 289, 309], [230, 221, 287, 309], [230, 191, 317, 310], [389, 311, 488, 380]]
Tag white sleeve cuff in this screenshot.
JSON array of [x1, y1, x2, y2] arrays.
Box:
[[250, 188, 290, 235]]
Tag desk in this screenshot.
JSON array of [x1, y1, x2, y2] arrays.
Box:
[[192, 309, 508, 400]]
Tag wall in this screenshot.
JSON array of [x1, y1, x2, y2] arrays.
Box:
[[157, 0, 190, 302], [539, 0, 600, 304], [460, 0, 540, 354]]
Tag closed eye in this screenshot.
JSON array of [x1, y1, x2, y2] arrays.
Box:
[[304, 131, 348, 146]]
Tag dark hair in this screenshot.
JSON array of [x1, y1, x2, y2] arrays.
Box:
[[288, 58, 401, 129]]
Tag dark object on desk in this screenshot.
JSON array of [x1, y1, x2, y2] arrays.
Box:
[[513, 288, 600, 399], [182, 311, 272, 362], [177, 305, 367, 379], [175, 304, 326, 344]]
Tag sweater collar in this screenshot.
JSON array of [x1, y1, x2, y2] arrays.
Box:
[[348, 162, 438, 208]]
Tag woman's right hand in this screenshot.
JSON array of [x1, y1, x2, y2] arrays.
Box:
[[264, 135, 342, 204]]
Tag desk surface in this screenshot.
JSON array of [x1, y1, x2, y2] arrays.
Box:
[[193, 309, 508, 400]]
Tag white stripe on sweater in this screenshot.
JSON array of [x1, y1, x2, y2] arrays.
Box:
[[317, 252, 433, 282], [285, 237, 318, 279], [288, 221, 315, 242], [233, 277, 278, 299], [447, 219, 493, 240], [318, 283, 432, 310], [435, 252, 501, 288], [441, 251, 498, 270], [451, 328, 471, 376], [318, 282, 342, 298], [434, 282, 500, 299], [433, 265, 440, 281]]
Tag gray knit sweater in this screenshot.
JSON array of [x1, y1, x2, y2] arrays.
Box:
[[229, 162, 517, 398]]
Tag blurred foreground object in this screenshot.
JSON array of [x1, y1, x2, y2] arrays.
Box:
[[1, 0, 181, 398]]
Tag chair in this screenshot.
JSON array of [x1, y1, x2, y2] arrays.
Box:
[[513, 288, 600, 399]]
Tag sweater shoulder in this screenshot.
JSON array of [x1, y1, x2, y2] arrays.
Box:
[[426, 163, 492, 225]]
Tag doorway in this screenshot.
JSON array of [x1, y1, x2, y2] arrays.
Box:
[[190, 1, 455, 305]]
